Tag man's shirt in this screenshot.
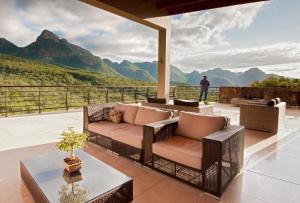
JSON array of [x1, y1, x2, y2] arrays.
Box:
[[200, 79, 210, 90]]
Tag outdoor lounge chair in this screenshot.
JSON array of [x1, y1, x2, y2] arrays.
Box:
[[143, 111, 244, 197], [240, 101, 286, 133], [83, 103, 175, 163]]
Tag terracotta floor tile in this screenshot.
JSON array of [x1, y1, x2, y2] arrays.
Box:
[[151, 177, 203, 203], [132, 190, 174, 203], [116, 162, 148, 178], [244, 129, 273, 148], [1, 128, 300, 203]]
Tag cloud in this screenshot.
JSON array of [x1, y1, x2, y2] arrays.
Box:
[[0, 0, 158, 62], [173, 42, 300, 77], [171, 2, 266, 57], [0, 0, 299, 78]]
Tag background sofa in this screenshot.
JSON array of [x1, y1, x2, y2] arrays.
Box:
[[240, 102, 286, 133]]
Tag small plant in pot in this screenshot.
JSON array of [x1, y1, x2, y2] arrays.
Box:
[[57, 127, 89, 173]]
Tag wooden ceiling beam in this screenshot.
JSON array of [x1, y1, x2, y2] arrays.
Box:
[[167, 0, 268, 15], [156, 0, 204, 9]]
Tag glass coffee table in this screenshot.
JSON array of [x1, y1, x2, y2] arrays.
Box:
[[20, 150, 133, 203]]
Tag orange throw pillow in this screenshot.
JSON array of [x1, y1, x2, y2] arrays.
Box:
[[109, 109, 123, 123]]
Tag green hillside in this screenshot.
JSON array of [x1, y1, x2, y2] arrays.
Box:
[[0, 29, 270, 87], [0, 54, 153, 86]]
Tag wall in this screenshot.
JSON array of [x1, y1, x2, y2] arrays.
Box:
[[219, 87, 300, 107]]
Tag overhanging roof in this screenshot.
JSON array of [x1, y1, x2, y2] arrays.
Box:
[[94, 0, 268, 18]]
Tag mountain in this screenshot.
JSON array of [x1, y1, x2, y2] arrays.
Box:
[[0, 38, 20, 54], [0, 30, 269, 86], [103, 59, 156, 82], [0, 53, 152, 86], [2, 30, 121, 77]]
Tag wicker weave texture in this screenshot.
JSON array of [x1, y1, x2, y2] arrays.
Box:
[[240, 102, 286, 133]]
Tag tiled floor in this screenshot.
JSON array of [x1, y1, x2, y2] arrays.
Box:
[[1, 132, 300, 203], [1, 104, 300, 203]]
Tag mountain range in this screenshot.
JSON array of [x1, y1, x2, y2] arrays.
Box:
[[0, 30, 268, 86]]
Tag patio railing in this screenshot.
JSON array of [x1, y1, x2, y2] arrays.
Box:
[[0, 85, 219, 117]]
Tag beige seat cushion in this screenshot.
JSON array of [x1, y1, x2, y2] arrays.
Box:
[[153, 136, 202, 169], [114, 103, 139, 124], [175, 111, 226, 140], [111, 125, 143, 149], [87, 121, 131, 138], [134, 106, 172, 126]]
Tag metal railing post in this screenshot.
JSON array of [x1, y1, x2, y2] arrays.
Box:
[[87, 87, 90, 105], [38, 87, 41, 114], [65, 86, 69, 111], [173, 86, 177, 98], [121, 87, 124, 102], [105, 88, 109, 103], [4, 87, 7, 117], [134, 87, 138, 103], [146, 87, 149, 98]]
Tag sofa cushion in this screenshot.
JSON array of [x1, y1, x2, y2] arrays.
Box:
[[153, 136, 202, 169], [111, 125, 143, 149], [114, 103, 139, 124], [87, 121, 131, 138], [134, 106, 172, 126], [175, 111, 226, 140]]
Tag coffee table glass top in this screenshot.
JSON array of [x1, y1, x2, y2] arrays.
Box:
[[21, 150, 132, 202]]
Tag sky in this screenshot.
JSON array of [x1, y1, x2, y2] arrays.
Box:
[[0, 0, 300, 78]]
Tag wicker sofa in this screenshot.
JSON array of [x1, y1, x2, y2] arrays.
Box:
[[240, 102, 286, 133], [143, 111, 245, 197], [83, 103, 175, 163]]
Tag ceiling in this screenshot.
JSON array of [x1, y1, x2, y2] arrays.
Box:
[[96, 0, 268, 18]]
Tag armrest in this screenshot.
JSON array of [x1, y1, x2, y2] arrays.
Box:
[[203, 125, 244, 143], [143, 118, 178, 165], [144, 117, 179, 135], [202, 125, 245, 196], [83, 103, 114, 131]]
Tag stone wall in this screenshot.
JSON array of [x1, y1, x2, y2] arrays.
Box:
[[219, 87, 300, 107]]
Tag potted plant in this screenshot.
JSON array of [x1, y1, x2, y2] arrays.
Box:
[[57, 127, 89, 173]]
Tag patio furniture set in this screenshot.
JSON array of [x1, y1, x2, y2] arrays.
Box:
[[83, 101, 244, 197]]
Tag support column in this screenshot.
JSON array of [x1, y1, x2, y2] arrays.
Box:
[[156, 17, 171, 99]]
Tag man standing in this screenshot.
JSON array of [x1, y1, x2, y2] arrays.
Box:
[[199, 76, 210, 102]]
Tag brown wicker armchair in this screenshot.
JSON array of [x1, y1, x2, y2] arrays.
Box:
[[143, 112, 244, 197]]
